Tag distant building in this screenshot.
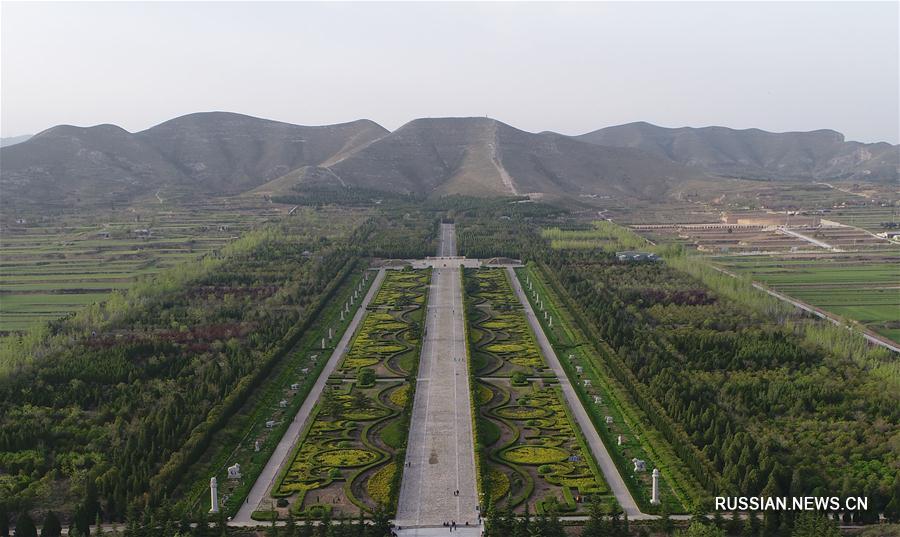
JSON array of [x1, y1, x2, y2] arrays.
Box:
[[615, 251, 659, 262]]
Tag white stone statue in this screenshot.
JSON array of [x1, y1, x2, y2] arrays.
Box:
[[651, 468, 661, 505], [210, 477, 219, 513], [227, 463, 242, 479]]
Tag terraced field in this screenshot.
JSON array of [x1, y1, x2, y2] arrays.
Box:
[[465, 267, 612, 514], [712, 252, 900, 344], [266, 269, 429, 519], [0, 200, 284, 333], [826, 206, 900, 234]]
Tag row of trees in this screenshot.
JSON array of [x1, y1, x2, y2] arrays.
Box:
[[0, 217, 365, 520], [539, 249, 900, 529]]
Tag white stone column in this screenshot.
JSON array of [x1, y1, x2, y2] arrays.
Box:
[[210, 477, 219, 513], [651, 468, 660, 505]]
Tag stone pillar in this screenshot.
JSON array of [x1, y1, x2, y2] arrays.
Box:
[[651, 469, 660, 505], [341, 310, 345, 321], [321, 338, 326, 349], [329, 327, 334, 339], [210, 477, 219, 513], [617, 435, 623, 446]]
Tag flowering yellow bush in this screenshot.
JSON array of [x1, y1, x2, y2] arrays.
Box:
[[367, 462, 396, 505], [488, 468, 510, 501], [314, 448, 379, 467], [389, 385, 410, 407], [502, 445, 568, 465]]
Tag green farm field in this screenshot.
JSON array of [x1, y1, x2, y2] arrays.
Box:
[[0, 200, 287, 333], [712, 252, 900, 344]]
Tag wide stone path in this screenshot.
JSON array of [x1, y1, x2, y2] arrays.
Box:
[[396, 225, 480, 531], [438, 222, 457, 257]]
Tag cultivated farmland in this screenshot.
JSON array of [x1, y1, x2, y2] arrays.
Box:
[[0, 200, 285, 333], [712, 252, 900, 344]]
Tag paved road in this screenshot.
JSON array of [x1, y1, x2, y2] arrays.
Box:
[[438, 223, 457, 257], [506, 267, 646, 519], [777, 227, 837, 251], [233, 269, 386, 522], [396, 225, 480, 531]]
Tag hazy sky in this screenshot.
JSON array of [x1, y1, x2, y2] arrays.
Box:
[[2, 1, 898, 143]]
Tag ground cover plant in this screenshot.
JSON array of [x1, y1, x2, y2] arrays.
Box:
[[476, 379, 612, 515], [516, 265, 699, 514], [267, 269, 430, 519], [465, 268, 549, 378], [463, 268, 611, 515]]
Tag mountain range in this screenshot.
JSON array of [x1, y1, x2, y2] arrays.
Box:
[[0, 135, 32, 148], [576, 122, 899, 183], [1, 112, 896, 208]]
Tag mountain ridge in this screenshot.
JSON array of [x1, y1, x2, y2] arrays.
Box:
[[3, 113, 895, 209], [575, 121, 898, 183], [0, 112, 389, 207]]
